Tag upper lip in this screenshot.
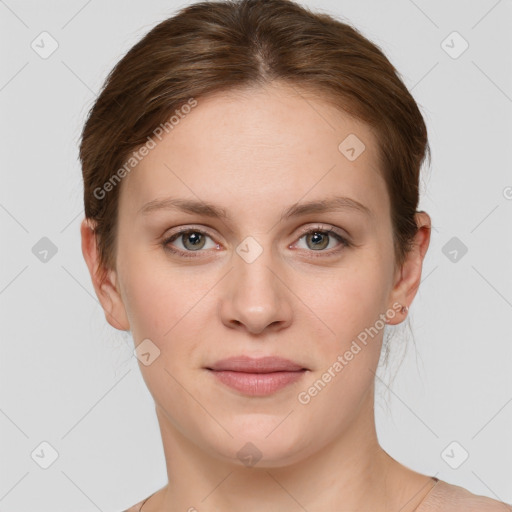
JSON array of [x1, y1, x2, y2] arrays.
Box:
[[206, 356, 307, 373]]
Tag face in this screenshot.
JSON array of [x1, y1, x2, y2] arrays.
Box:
[[85, 82, 424, 467]]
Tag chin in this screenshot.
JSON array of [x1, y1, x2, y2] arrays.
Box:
[[207, 421, 314, 469]]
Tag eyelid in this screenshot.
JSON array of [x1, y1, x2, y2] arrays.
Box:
[[294, 223, 348, 241]]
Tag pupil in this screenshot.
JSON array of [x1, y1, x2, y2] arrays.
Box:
[[189, 233, 200, 245]]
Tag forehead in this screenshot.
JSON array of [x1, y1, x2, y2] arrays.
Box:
[[119, 82, 387, 222]]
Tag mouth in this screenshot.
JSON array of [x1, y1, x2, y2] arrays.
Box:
[[205, 356, 308, 396]]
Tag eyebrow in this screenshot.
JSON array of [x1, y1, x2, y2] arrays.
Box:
[[138, 195, 373, 220]]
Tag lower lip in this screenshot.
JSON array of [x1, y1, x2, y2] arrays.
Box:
[[208, 369, 306, 396]]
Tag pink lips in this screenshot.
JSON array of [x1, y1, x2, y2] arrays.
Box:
[[206, 356, 307, 396]]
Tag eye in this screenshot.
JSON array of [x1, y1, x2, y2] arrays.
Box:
[[162, 228, 219, 258], [292, 225, 350, 256]]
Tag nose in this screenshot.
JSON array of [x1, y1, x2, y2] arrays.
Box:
[[218, 242, 293, 335]]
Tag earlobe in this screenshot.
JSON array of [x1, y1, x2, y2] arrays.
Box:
[[386, 212, 431, 325], [99, 268, 131, 331], [80, 218, 130, 331]]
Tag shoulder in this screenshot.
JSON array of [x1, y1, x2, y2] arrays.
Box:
[[419, 479, 512, 511], [121, 496, 151, 512], [121, 487, 162, 511]]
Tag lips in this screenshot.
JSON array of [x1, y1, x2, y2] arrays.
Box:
[[205, 356, 308, 396], [206, 356, 307, 373]]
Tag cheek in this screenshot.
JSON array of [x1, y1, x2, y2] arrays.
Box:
[[122, 270, 172, 341], [297, 255, 390, 345], [117, 248, 187, 348], [121, 265, 209, 412], [293, 265, 387, 427], [119, 254, 215, 365]]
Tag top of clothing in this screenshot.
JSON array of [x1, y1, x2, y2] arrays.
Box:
[[416, 478, 511, 511], [122, 478, 512, 511]]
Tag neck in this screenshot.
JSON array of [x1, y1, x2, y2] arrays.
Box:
[[148, 386, 429, 512]]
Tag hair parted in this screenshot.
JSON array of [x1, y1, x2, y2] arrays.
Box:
[[79, 0, 430, 282]]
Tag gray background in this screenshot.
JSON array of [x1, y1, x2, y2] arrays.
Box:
[[1, 0, 511, 510]]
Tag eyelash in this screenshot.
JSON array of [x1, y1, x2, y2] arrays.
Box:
[[161, 224, 351, 259]]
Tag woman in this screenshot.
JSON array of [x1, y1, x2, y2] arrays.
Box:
[[79, 0, 511, 510]]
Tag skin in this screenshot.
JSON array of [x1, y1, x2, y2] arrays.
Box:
[[81, 81, 432, 511]]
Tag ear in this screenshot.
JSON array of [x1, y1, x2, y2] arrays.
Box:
[[80, 218, 130, 331], [386, 211, 431, 325]]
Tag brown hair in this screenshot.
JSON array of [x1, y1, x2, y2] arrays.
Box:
[[79, 0, 430, 283]]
